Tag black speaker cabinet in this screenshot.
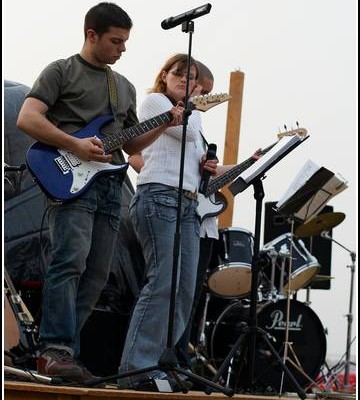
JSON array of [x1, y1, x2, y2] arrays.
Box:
[[263, 202, 333, 289], [80, 308, 129, 377]]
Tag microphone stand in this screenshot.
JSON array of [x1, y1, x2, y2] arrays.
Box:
[[206, 176, 307, 399], [84, 19, 232, 396]]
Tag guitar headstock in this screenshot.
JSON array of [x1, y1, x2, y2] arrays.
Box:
[[191, 93, 231, 112], [277, 127, 308, 139]]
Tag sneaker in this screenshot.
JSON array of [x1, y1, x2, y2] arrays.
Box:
[[74, 360, 96, 381], [74, 360, 106, 388], [37, 348, 84, 383]]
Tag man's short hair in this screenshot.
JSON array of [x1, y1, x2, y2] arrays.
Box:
[[84, 2, 132, 38]]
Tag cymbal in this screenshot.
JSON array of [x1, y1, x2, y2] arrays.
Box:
[[312, 275, 334, 282], [295, 212, 345, 237]]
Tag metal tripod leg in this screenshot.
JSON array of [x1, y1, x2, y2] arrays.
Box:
[[279, 343, 324, 391], [4, 365, 62, 385], [205, 324, 307, 399]]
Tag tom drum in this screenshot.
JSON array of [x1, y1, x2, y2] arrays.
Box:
[[207, 228, 254, 298]]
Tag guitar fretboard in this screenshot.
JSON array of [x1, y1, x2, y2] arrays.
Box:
[[102, 111, 172, 153], [206, 142, 277, 196]]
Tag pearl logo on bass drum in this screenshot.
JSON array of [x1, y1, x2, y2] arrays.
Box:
[[266, 309, 303, 331]]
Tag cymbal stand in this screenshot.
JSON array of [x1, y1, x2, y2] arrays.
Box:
[[278, 218, 324, 393], [319, 231, 356, 391]]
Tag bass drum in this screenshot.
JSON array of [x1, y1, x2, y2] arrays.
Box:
[[209, 299, 327, 392]]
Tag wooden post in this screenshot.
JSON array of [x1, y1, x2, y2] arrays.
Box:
[[218, 70, 245, 229]]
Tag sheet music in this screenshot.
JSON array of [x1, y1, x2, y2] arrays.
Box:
[[276, 160, 320, 208], [294, 173, 348, 221], [276, 159, 348, 221], [239, 134, 303, 184]]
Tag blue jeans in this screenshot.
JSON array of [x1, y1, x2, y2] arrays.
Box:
[[39, 175, 123, 357], [118, 183, 200, 384]]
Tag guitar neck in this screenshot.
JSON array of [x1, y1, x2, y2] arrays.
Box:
[[102, 111, 173, 153], [100, 93, 231, 154], [206, 141, 277, 195]]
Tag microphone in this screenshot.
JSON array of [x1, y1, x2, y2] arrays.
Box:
[[161, 3, 212, 30], [199, 143, 217, 195]]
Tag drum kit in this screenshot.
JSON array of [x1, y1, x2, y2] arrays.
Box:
[[191, 211, 348, 393]]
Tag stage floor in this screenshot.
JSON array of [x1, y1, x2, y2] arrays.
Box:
[[4, 380, 356, 400]]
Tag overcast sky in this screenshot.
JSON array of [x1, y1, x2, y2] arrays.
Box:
[[3, 0, 358, 367]]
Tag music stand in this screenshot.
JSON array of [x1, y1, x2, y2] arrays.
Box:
[[204, 133, 308, 397], [272, 162, 348, 394], [229, 133, 308, 197], [275, 159, 348, 221]]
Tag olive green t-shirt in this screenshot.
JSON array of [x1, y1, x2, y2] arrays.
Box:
[[27, 54, 138, 164]]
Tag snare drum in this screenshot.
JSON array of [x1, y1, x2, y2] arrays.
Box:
[[207, 228, 254, 298], [262, 233, 320, 294]]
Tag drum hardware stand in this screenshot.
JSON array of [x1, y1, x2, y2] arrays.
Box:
[[188, 343, 219, 378], [190, 291, 219, 379], [4, 163, 27, 197], [3, 268, 59, 385], [4, 268, 39, 361], [277, 217, 325, 394], [267, 246, 280, 301], [274, 167, 349, 393], [206, 177, 307, 398], [303, 237, 314, 307], [258, 245, 279, 302], [85, 9, 232, 396], [319, 231, 356, 391]]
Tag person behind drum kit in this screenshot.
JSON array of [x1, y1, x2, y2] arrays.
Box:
[[16, 3, 185, 384]]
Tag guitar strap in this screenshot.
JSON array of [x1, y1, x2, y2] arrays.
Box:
[[200, 130, 209, 150], [105, 65, 119, 119], [105, 65, 129, 171]]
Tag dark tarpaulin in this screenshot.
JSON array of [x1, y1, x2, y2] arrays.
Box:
[[4, 80, 144, 317]]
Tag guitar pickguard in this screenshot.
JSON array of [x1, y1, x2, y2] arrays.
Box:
[[197, 192, 227, 222], [57, 150, 122, 194]]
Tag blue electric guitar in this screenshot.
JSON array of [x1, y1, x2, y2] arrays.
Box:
[[197, 128, 308, 222], [26, 93, 230, 201]]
